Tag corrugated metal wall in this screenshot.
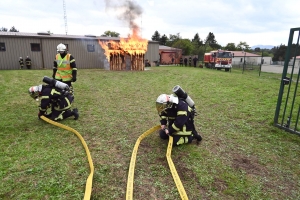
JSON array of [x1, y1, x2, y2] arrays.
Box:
[[41, 39, 106, 69], [0, 36, 159, 70], [145, 42, 159, 63], [0, 37, 43, 70]]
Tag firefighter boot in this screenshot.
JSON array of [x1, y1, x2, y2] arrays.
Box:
[[193, 130, 202, 144], [72, 108, 79, 120]]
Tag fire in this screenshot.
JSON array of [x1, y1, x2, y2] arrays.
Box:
[[99, 32, 148, 71]]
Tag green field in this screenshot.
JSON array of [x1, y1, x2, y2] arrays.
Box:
[[1, 66, 299, 200]]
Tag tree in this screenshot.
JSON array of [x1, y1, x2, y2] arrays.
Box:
[[204, 32, 220, 49], [0, 27, 8, 32], [272, 44, 287, 61], [236, 41, 250, 51], [151, 30, 160, 42], [191, 33, 203, 48], [160, 34, 168, 45], [9, 26, 19, 32], [166, 33, 181, 46], [224, 43, 236, 51], [254, 47, 261, 52], [172, 39, 193, 56], [191, 33, 204, 60], [102, 30, 120, 37]]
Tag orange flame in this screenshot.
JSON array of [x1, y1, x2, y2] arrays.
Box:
[[99, 32, 148, 62]]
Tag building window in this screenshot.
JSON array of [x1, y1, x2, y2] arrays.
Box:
[[31, 43, 41, 51], [240, 58, 243, 62], [0, 42, 5, 51], [87, 44, 95, 52]]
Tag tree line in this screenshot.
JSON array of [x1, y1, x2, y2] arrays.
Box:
[[151, 30, 300, 62], [0, 26, 19, 32], [1, 26, 299, 62]]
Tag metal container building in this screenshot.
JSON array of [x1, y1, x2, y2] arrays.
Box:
[[0, 32, 159, 70]]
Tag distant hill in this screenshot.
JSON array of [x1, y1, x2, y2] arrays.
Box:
[[251, 45, 275, 49]]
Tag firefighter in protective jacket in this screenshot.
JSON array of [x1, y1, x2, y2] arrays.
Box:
[[28, 84, 79, 121], [156, 93, 202, 146], [19, 57, 24, 69], [52, 43, 77, 87], [25, 56, 32, 69]]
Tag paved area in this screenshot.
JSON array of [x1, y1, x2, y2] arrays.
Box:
[[261, 65, 299, 74]]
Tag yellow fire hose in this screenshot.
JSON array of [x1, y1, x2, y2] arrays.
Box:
[[40, 116, 94, 200], [126, 125, 189, 200], [166, 135, 189, 200]]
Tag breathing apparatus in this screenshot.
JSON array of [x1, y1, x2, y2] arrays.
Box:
[[173, 85, 201, 143], [172, 85, 195, 109], [42, 76, 70, 94]]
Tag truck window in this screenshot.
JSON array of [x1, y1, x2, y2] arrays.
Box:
[[217, 52, 231, 58]]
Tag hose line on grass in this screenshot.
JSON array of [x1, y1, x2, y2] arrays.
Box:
[[126, 125, 188, 200], [166, 136, 189, 200], [40, 116, 94, 200]]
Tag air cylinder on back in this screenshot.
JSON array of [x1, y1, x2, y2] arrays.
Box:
[[43, 76, 69, 91], [172, 85, 195, 108]]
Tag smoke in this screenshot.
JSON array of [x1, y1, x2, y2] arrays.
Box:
[[104, 0, 143, 37]]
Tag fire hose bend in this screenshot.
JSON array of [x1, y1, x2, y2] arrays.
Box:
[[126, 125, 189, 200], [40, 116, 94, 200]]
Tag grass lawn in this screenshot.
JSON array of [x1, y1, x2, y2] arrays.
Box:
[[0, 66, 299, 200]]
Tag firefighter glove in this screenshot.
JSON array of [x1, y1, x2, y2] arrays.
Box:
[[72, 70, 77, 82]]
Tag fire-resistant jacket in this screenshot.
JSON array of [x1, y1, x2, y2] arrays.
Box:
[[25, 58, 31, 66], [54, 53, 77, 82], [19, 59, 24, 68], [39, 85, 73, 115], [158, 99, 194, 136]]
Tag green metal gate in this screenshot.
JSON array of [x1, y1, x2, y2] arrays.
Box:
[[274, 27, 300, 135]]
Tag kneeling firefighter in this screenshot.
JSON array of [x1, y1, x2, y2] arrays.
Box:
[[156, 85, 202, 146], [28, 76, 79, 121]]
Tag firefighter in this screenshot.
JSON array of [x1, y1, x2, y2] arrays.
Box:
[[19, 57, 24, 69], [156, 93, 202, 146], [184, 57, 188, 66], [52, 43, 77, 89], [28, 84, 79, 121], [188, 56, 192, 66], [25, 56, 32, 69], [193, 56, 198, 67], [179, 57, 183, 66]]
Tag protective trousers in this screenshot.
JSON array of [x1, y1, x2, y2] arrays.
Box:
[[159, 130, 193, 146]]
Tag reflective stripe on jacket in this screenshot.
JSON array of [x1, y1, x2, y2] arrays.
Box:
[[159, 100, 194, 136], [19, 60, 24, 66], [26, 59, 31, 65]]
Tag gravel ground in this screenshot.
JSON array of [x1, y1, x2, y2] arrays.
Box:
[[261, 65, 299, 74]]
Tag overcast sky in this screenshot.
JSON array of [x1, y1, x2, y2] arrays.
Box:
[[1, 0, 299, 47]]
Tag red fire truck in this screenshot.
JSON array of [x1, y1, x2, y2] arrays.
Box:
[[204, 50, 234, 71]]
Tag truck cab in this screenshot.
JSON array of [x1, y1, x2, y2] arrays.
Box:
[[204, 50, 234, 72]]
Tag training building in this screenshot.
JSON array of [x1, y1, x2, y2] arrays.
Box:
[[159, 45, 182, 65], [230, 51, 272, 65], [0, 32, 159, 70]]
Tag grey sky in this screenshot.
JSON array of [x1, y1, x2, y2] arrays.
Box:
[[1, 0, 299, 47]]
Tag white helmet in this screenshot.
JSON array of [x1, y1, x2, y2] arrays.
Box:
[[20, 57, 22, 59], [156, 94, 178, 114], [57, 43, 66, 53], [28, 85, 43, 99]]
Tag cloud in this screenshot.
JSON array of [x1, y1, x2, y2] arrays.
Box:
[[0, 0, 298, 46]]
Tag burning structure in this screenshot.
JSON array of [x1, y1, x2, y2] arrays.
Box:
[[99, 33, 148, 71], [99, 0, 148, 71]]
